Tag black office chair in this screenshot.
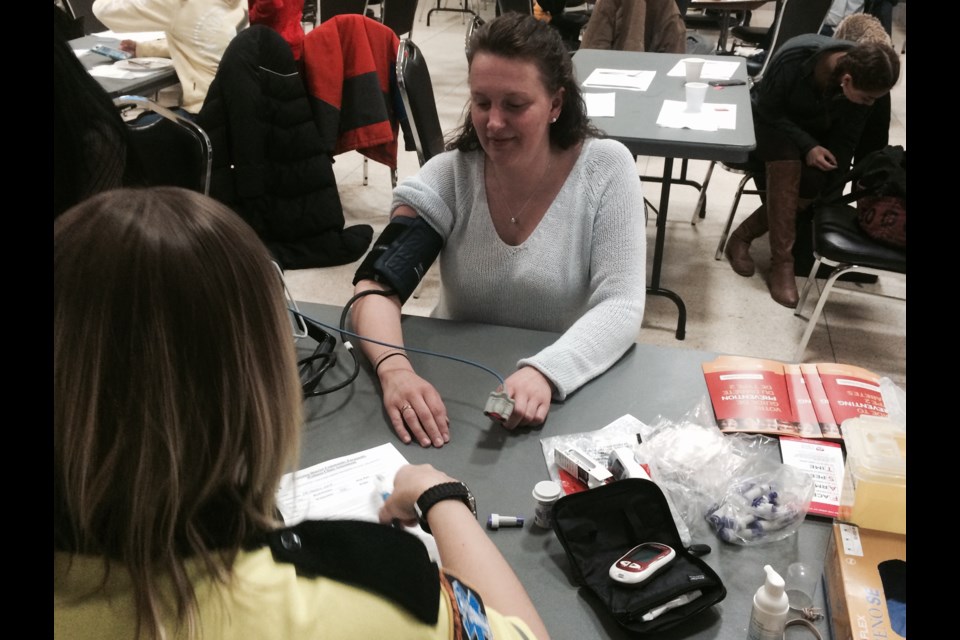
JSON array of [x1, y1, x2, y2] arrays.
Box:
[[318, 0, 368, 23], [396, 38, 445, 166], [793, 204, 906, 361], [496, 0, 533, 15], [114, 96, 213, 195], [381, 0, 419, 37]]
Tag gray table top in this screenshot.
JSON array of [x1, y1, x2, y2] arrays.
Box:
[[295, 302, 832, 640], [573, 49, 757, 163], [69, 34, 178, 99]]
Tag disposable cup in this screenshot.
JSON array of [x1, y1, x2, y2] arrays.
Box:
[[685, 82, 708, 113], [785, 562, 819, 611], [682, 57, 706, 83]]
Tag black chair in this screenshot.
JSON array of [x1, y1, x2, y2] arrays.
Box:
[[793, 204, 906, 361], [396, 38, 445, 166], [114, 96, 212, 195], [496, 0, 533, 14], [318, 0, 368, 23], [381, 0, 419, 37], [426, 0, 476, 27], [62, 0, 109, 34]]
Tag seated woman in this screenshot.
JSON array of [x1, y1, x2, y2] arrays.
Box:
[[351, 13, 646, 448], [54, 187, 549, 640], [723, 34, 900, 308], [92, 0, 249, 115]]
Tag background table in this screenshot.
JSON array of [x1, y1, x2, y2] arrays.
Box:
[[70, 34, 178, 98], [573, 49, 756, 341], [294, 302, 833, 640]]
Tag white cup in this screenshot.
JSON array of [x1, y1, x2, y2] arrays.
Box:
[[684, 82, 708, 113], [682, 57, 706, 83]]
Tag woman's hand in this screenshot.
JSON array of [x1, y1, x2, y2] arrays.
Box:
[[378, 464, 457, 526], [805, 145, 838, 171], [119, 40, 138, 55], [380, 366, 451, 448], [501, 366, 553, 430]]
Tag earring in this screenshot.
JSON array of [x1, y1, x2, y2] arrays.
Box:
[[550, 116, 558, 123]]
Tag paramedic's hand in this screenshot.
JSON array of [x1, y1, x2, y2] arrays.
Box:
[[379, 362, 450, 448], [806, 145, 838, 171], [500, 366, 552, 430], [379, 464, 456, 526], [119, 40, 137, 55]]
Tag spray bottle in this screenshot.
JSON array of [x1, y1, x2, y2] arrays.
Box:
[[746, 565, 788, 640]]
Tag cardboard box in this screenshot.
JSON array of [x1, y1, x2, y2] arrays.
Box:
[[824, 523, 907, 640]]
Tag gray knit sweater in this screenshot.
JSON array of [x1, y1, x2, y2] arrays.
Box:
[[391, 137, 646, 400]]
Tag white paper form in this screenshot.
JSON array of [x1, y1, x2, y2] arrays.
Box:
[[666, 59, 741, 81], [584, 92, 616, 117], [276, 442, 440, 561], [582, 68, 655, 91], [657, 100, 737, 132], [779, 436, 845, 519]]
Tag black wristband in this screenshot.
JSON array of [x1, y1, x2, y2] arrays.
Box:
[[374, 351, 409, 375]]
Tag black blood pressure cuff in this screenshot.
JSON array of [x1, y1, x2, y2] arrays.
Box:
[[552, 479, 726, 635], [352, 216, 443, 304]]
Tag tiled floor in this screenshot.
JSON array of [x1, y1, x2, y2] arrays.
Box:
[[284, 3, 907, 389]]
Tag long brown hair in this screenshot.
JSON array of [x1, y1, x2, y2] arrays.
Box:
[[833, 40, 901, 92], [54, 187, 302, 638]]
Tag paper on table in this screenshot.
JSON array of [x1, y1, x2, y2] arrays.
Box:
[[666, 59, 741, 81], [584, 92, 616, 117], [657, 100, 736, 132], [88, 64, 150, 80], [582, 68, 655, 91], [92, 30, 167, 42], [276, 442, 440, 562]]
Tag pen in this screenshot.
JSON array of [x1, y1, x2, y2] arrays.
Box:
[[376, 474, 403, 529], [708, 80, 747, 87]]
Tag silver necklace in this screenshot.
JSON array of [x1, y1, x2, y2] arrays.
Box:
[[489, 153, 555, 225]]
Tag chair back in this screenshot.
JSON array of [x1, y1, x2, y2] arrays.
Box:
[[319, 0, 368, 23], [754, 0, 833, 80], [115, 96, 212, 195], [396, 38, 445, 166], [381, 0, 418, 37], [497, 0, 534, 15], [465, 14, 485, 58], [62, 0, 109, 34]]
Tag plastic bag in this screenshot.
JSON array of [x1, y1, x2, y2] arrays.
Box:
[[704, 463, 814, 545]]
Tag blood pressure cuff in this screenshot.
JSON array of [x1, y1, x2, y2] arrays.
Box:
[[551, 479, 726, 634], [352, 216, 442, 304]]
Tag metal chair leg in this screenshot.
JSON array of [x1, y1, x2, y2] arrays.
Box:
[[714, 172, 752, 260], [691, 160, 715, 225], [794, 263, 855, 362], [795, 255, 822, 316]]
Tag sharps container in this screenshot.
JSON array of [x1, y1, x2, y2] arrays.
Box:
[[532, 480, 563, 528], [838, 416, 906, 534]]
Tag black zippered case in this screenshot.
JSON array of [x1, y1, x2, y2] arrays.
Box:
[[551, 478, 726, 634]]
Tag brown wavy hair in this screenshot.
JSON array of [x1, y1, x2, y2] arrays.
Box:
[[833, 40, 901, 93], [54, 187, 302, 638], [449, 12, 600, 152]]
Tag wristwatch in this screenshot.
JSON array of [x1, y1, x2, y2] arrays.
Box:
[[414, 482, 477, 534]]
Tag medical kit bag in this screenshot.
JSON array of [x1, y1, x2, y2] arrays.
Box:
[[551, 478, 726, 634]]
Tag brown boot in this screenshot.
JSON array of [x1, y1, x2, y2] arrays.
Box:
[[764, 160, 803, 308], [725, 204, 768, 277]]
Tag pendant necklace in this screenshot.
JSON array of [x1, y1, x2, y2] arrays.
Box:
[[489, 152, 555, 225]]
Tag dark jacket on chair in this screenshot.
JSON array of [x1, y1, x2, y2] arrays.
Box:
[[580, 0, 686, 53], [198, 25, 373, 269]]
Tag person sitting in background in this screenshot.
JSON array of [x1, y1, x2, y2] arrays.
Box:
[[54, 186, 550, 640], [351, 13, 646, 448], [723, 35, 900, 308], [249, 0, 305, 60], [92, 0, 249, 115], [580, 0, 686, 53], [832, 12, 895, 163]]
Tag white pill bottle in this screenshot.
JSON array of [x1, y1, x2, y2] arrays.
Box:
[[746, 564, 788, 640]]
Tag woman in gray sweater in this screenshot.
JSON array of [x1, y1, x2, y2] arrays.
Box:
[[351, 14, 646, 448]]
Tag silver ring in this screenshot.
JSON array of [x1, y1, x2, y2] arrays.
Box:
[[400, 404, 413, 413]]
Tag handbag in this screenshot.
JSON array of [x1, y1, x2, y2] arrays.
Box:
[[856, 190, 906, 249], [551, 479, 726, 635]]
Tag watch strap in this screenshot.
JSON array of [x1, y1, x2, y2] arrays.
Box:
[[415, 482, 476, 534]]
